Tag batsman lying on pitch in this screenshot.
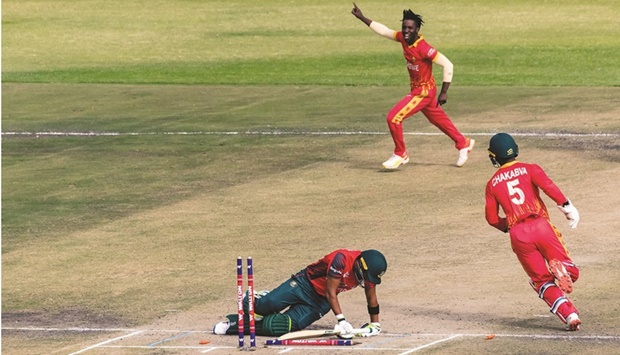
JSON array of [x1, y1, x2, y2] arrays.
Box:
[[212, 249, 387, 338]]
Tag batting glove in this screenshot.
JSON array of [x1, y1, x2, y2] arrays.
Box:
[[359, 322, 381, 337], [557, 199, 579, 229], [334, 314, 354, 339]]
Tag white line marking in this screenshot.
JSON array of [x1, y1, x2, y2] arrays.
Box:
[[2, 327, 211, 333], [7, 327, 620, 353], [68, 330, 144, 355], [360, 332, 414, 349], [6, 327, 620, 340], [2, 131, 618, 138], [96, 345, 238, 352], [398, 334, 462, 354], [102, 345, 230, 349], [2, 327, 140, 332], [494, 333, 620, 340], [2, 327, 620, 342], [147, 331, 191, 346]]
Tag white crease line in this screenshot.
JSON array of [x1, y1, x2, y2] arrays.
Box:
[[2, 327, 140, 332], [90, 345, 236, 352], [494, 333, 620, 340], [147, 331, 191, 347], [102, 345, 228, 349], [8, 326, 620, 354], [68, 330, 144, 355], [2, 327, 211, 333], [2, 131, 618, 138], [398, 334, 462, 354], [6, 327, 620, 341]]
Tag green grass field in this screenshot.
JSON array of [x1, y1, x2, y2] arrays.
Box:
[[2, 0, 620, 354], [3, 0, 619, 85]]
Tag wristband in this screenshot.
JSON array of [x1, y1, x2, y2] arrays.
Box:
[[336, 314, 346, 322], [367, 304, 380, 315]]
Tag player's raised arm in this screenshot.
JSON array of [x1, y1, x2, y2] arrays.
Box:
[[352, 3, 396, 40], [351, 3, 371, 25]]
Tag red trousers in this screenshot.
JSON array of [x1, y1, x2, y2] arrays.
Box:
[[510, 217, 580, 322], [386, 85, 467, 157]]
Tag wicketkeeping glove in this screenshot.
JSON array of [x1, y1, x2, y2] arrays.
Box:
[[557, 199, 579, 229], [359, 322, 381, 337]]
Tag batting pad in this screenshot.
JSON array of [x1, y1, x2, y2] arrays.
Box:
[[224, 313, 292, 336]]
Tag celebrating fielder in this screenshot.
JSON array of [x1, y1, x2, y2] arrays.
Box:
[[213, 249, 386, 337], [485, 133, 582, 331], [351, 3, 474, 169]]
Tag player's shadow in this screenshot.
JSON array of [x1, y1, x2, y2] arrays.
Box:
[[373, 162, 459, 173]]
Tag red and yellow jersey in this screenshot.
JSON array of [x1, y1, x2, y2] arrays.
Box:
[[485, 161, 567, 231], [305, 249, 374, 296], [394, 33, 438, 89]]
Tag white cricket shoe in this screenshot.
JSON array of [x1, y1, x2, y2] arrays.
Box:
[[456, 138, 475, 167], [566, 313, 581, 331], [382, 153, 410, 169], [213, 321, 231, 335]]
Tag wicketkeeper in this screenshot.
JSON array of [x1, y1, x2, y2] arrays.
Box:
[[213, 249, 387, 337]]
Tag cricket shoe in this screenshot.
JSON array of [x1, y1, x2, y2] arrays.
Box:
[[456, 138, 475, 167], [549, 259, 573, 294], [565, 312, 581, 331], [213, 321, 231, 335], [382, 153, 410, 169]]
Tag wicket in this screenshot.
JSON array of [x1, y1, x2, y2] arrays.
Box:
[[237, 257, 256, 350], [265, 339, 361, 346]]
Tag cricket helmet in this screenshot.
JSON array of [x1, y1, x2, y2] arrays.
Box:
[[488, 133, 519, 167], [359, 250, 387, 285]]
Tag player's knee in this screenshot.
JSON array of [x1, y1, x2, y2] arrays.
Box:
[[387, 113, 404, 125], [566, 263, 580, 282], [261, 313, 292, 336]]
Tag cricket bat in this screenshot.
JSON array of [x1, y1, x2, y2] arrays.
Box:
[[277, 327, 370, 341]]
